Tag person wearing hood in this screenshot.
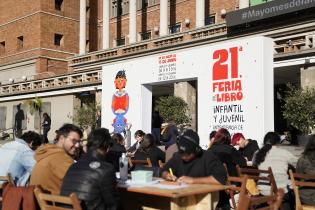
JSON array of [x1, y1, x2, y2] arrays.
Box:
[[0, 131, 42, 186], [61, 128, 121, 210], [30, 123, 83, 195]]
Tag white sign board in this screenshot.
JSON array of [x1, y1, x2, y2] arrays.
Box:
[[102, 36, 274, 147]]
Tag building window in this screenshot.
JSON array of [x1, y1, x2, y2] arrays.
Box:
[[116, 37, 125, 46], [55, 0, 63, 10], [250, 0, 270, 6], [112, 0, 122, 17], [0, 41, 5, 55], [0, 107, 6, 130], [17, 36, 24, 49], [169, 23, 181, 34], [54, 34, 63, 46], [140, 31, 151, 41], [205, 15, 216, 25], [121, 0, 129, 15]]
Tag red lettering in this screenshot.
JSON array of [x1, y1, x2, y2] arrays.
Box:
[[213, 49, 228, 80]]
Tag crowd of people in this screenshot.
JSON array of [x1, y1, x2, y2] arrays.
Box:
[[0, 121, 315, 210]]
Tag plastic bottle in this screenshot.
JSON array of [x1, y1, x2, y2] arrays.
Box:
[[119, 153, 128, 182]]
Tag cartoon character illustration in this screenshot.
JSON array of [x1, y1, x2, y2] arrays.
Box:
[[111, 70, 129, 134]]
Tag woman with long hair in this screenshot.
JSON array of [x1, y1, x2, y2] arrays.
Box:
[[253, 132, 298, 210], [296, 135, 315, 206], [106, 133, 127, 171]]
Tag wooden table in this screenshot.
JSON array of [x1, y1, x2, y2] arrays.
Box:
[[118, 183, 229, 210]]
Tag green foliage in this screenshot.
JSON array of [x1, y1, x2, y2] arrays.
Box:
[[73, 103, 101, 129], [155, 96, 191, 125], [282, 84, 315, 134], [24, 96, 43, 114]]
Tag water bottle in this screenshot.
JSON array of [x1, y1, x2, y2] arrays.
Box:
[[119, 153, 128, 182]]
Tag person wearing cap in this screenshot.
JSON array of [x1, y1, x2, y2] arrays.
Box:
[[161, 129, 227, 185], [61, 128, 121, 210], [231, 133, 259, 161]]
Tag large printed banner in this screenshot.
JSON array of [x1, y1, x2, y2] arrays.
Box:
[[102, 36, 274, 147]]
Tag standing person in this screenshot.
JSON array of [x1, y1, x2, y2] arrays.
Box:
[[0, 131, 42, 186], [30, 123, 83, 194], [253, 132, 298, 210], [14, 103, 25, 137], [231, 133, 259, 161], [151, 111, 163, 144], [161, 120, 178, 148], [296, 135, 315, 206], [127, 130, 145, 153], [96, 110, 102, 129], [162, 129, 227, 185], [42, 113, 51, 143], [61, 128, 121, 210]]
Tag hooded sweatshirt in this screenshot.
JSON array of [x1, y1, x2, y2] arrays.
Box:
[[30, 144, 74, 195]]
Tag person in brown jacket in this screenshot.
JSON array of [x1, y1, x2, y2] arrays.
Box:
[[30, 124, 83, 195]]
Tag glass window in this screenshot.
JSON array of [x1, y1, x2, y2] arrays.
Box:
[[140, 31, 151, 41], [55, 0, 63, 10], [205, 15, 216, 25], [0, 107, 7, 130], [17, 36, 23, 50], [116, 37, 125, 46], [0, 41, 5, 55], [169, 23, 181, 34], [54, 34, 63, 46]]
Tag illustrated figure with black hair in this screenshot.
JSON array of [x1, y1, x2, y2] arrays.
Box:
[[0, 131, 42, 186], [14, 103, 25, 137], [162, 129, 227, 186], [111, 70, 129, 134], [252, 131, 298, 210], [61, 128, 122, 210], [30, 123, 83, 195]]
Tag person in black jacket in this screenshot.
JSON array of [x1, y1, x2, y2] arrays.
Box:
[[61, 128, 121, 210], [231, 133, 259, 161], [208, 128, 247, 210], [42, 113, 51, 143], [107, 133, 127, 171]]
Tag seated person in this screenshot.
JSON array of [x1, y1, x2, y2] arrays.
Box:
[[107, 133, 127, 171], [61, 128, 121, 210], [0, 131, 42, 186], [134, 134, 165, 168], [30, 124, 83, 194], [296, 134, 315, 206], [127, 130, 145, 154], [253, 132, 297, 210], [162, 129, 227, 185], [231, 133, 259, 161], [208, 130, 217, 149]]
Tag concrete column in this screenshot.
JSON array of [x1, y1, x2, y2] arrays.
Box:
[[129, 0, 137, 44], [239, 0, 250, 9], [301, 66, 315, 89], [159, 0, 168, 36], [79, 0, 86, 54], [103, 0, 110, 49], [196, 0, 205, 28], [95, 90, 102, 105], [174, 81, 197, 131]]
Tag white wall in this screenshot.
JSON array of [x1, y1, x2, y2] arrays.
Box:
[[102, 36, 274, 147]]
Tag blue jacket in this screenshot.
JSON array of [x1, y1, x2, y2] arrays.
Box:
[[0, 138, 35, 186]]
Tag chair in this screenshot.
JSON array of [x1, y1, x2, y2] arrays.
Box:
[[0, 173, 15, 202], [128, 157, 152, 168], [289, 170, 315, 210], [34, 187, 82, 210], [237, 165, 278, 196]]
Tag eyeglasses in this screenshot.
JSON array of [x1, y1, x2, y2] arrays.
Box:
[[67, 137, 82, 145]]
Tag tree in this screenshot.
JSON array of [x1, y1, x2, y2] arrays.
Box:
[[282, 84, 315, 134], [73, 102, 101, 130], [24, 96, 43, 134], [155, 96, 191, 125]]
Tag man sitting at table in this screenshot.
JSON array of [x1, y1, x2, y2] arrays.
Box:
[[162, 129, 227, 185], [61, 128, 121, 210]]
